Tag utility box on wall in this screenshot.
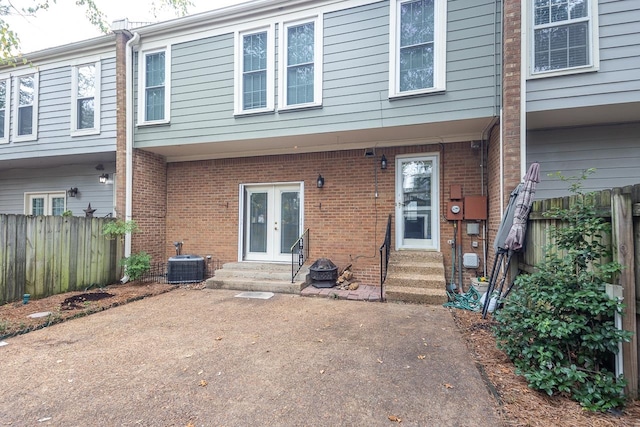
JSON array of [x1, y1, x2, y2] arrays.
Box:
[[464, 196, 488, 220], [446, 201, 464, 221]]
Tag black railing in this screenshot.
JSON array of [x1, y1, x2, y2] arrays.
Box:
[[379, 214, 392, 302], [138, 258, 220, 284], [291, 228, 310, 283]]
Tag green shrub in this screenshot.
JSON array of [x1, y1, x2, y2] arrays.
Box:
[[102, 219, 139, 240], [120, 251, 151, 282], [494, 169, 632, 412]]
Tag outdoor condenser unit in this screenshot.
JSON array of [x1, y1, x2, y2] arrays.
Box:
[[167, 255, 205, 284]]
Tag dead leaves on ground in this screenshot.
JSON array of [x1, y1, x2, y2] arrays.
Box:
[[388, 414, 402, 422]]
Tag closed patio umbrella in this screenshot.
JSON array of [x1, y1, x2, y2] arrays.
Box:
[[504, 162, 540, 252]]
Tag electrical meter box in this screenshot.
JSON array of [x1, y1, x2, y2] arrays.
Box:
[[446, 201, 464, 221]]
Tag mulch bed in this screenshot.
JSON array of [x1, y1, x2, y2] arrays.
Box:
[[0, 282, 177, 339], [451, 308, 640, 426]]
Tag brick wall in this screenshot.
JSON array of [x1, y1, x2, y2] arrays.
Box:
[[486, 123, 503, 272], [163, 142, 484, 286], [114, 31, 129, 219], [131, 149, 168, 262]]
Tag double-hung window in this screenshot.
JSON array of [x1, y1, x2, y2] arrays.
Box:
[[279, 17, 322, 109], [389, 0, 447, 97], [71, 62, 101, 135], [138, 47, 171, 124], [14, 73, 39, 141], [0, 78, 9, 143], [235, 26, 274, 114], [531, 0, 597, 76]]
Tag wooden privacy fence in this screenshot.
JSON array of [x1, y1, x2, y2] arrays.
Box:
[[0, 215, 123, 303], [520, 184, 639, 398]]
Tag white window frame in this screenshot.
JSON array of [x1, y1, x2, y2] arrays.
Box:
[[278, 16, 323, 111], [389, 0, 447, 98], [234, 25, 275, 116], [13, 72, 39, 142], [137, 46, 171, 126], [71, 61, 101, 136], [528, 0, 599, 79], [24, 192, 66, 216], [0, 77, 10, 144]]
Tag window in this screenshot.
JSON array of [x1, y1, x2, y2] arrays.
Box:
[[235, 26, 274, 114], [279, 17, 323, 109], [389, 0, 447, 97], [71, 62, 101, 135], [0, 78, 9, 143], [25, 193, 66, 216], [531, 0, 598, 75], [138, 47, 171, 124], [14, 73, 39, 141]]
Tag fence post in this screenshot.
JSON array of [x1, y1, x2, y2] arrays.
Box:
[[612, 187, 638, 398]]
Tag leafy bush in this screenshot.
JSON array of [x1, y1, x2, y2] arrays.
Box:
[[102, 219, 139, 240], [494, 170, 632, 411], [120, 251, 151, 282]]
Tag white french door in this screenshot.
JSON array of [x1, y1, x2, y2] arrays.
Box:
[[395, 155, 439, 250], [243, 184, 302, 262]]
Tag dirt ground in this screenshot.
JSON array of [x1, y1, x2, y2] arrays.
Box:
[[1, 286, 639, 426]]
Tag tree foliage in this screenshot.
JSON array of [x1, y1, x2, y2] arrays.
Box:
[[0, 0, 193, 65], [494, 169, 633, 411]]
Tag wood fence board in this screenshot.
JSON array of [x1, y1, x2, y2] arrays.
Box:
[[0, 215, 119, 302]]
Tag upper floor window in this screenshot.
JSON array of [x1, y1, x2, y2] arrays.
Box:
[[279, 17, 323, 109], [71, 62, 101, 136], [138, 47, 171, 125], [235, 26, 274, 115], [389, 0, 447, 97], [14, 73, 39, 141], [531, 0, 598, 76], [25, 192, 66, 216], [0, 79, 9, 143]]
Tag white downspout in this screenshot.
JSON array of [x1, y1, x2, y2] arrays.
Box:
[[499, 108, 504, 214], [125, 32, 140, 268]]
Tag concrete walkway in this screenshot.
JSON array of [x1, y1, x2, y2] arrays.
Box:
[[0, 289, 501, 426]]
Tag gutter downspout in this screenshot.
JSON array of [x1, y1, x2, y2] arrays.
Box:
[[124, 32, 140, 277]]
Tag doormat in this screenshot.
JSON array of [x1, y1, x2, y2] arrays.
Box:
[[234, 292, 274, 300]]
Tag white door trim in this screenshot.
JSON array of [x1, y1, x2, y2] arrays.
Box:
[[395, 153, 440, 251]]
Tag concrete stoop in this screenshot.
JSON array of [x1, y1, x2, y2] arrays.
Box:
[[205, 262, 309, 294], [384, 251, 448, 305]]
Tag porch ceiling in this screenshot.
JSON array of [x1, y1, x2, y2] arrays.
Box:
[[0, 152, 116, 171], [139, 118, 495, 163], [527, 102, 640, 130]]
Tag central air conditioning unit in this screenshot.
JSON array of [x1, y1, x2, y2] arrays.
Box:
[[167, 255, 205, 284]]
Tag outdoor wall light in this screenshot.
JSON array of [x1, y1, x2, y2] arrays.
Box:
[[380, 154, 388, 170], [317, 174, 325, 189], [99, 173, 109, 184], [67, 187, 78, 197]]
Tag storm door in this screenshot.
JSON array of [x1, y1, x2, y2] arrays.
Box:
[[395, 155, 439, 250], [243, 184, 301, 262]]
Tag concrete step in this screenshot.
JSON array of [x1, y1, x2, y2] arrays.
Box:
[[385, 286, 448, 305], [387, 260, 445, 275], [385, 272, 446, 289], [213, 265, 309, 282], [205, 277, 306, 294], [205, 262, 309, 294], [390, 251, 444, 262]]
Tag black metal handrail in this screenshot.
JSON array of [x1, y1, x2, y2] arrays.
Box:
[[379, 214, 392, 302], [291, 228, 310, 283]]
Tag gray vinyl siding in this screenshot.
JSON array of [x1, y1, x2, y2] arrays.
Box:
[[0, 162, 116, 216], [527, 0, 640, 112], [135, 0, 501, 149], [1, 57, 117, 161], [527, 123, 640, 199]]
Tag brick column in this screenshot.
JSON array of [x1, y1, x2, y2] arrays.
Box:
[[114, 30, 131, 220]]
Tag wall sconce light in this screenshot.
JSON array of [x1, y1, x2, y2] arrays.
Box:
[[317, 174, 325, 189], [67, 187, 78, 197], [99, 173, 109, 184], [380, 154, 388, 170]]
